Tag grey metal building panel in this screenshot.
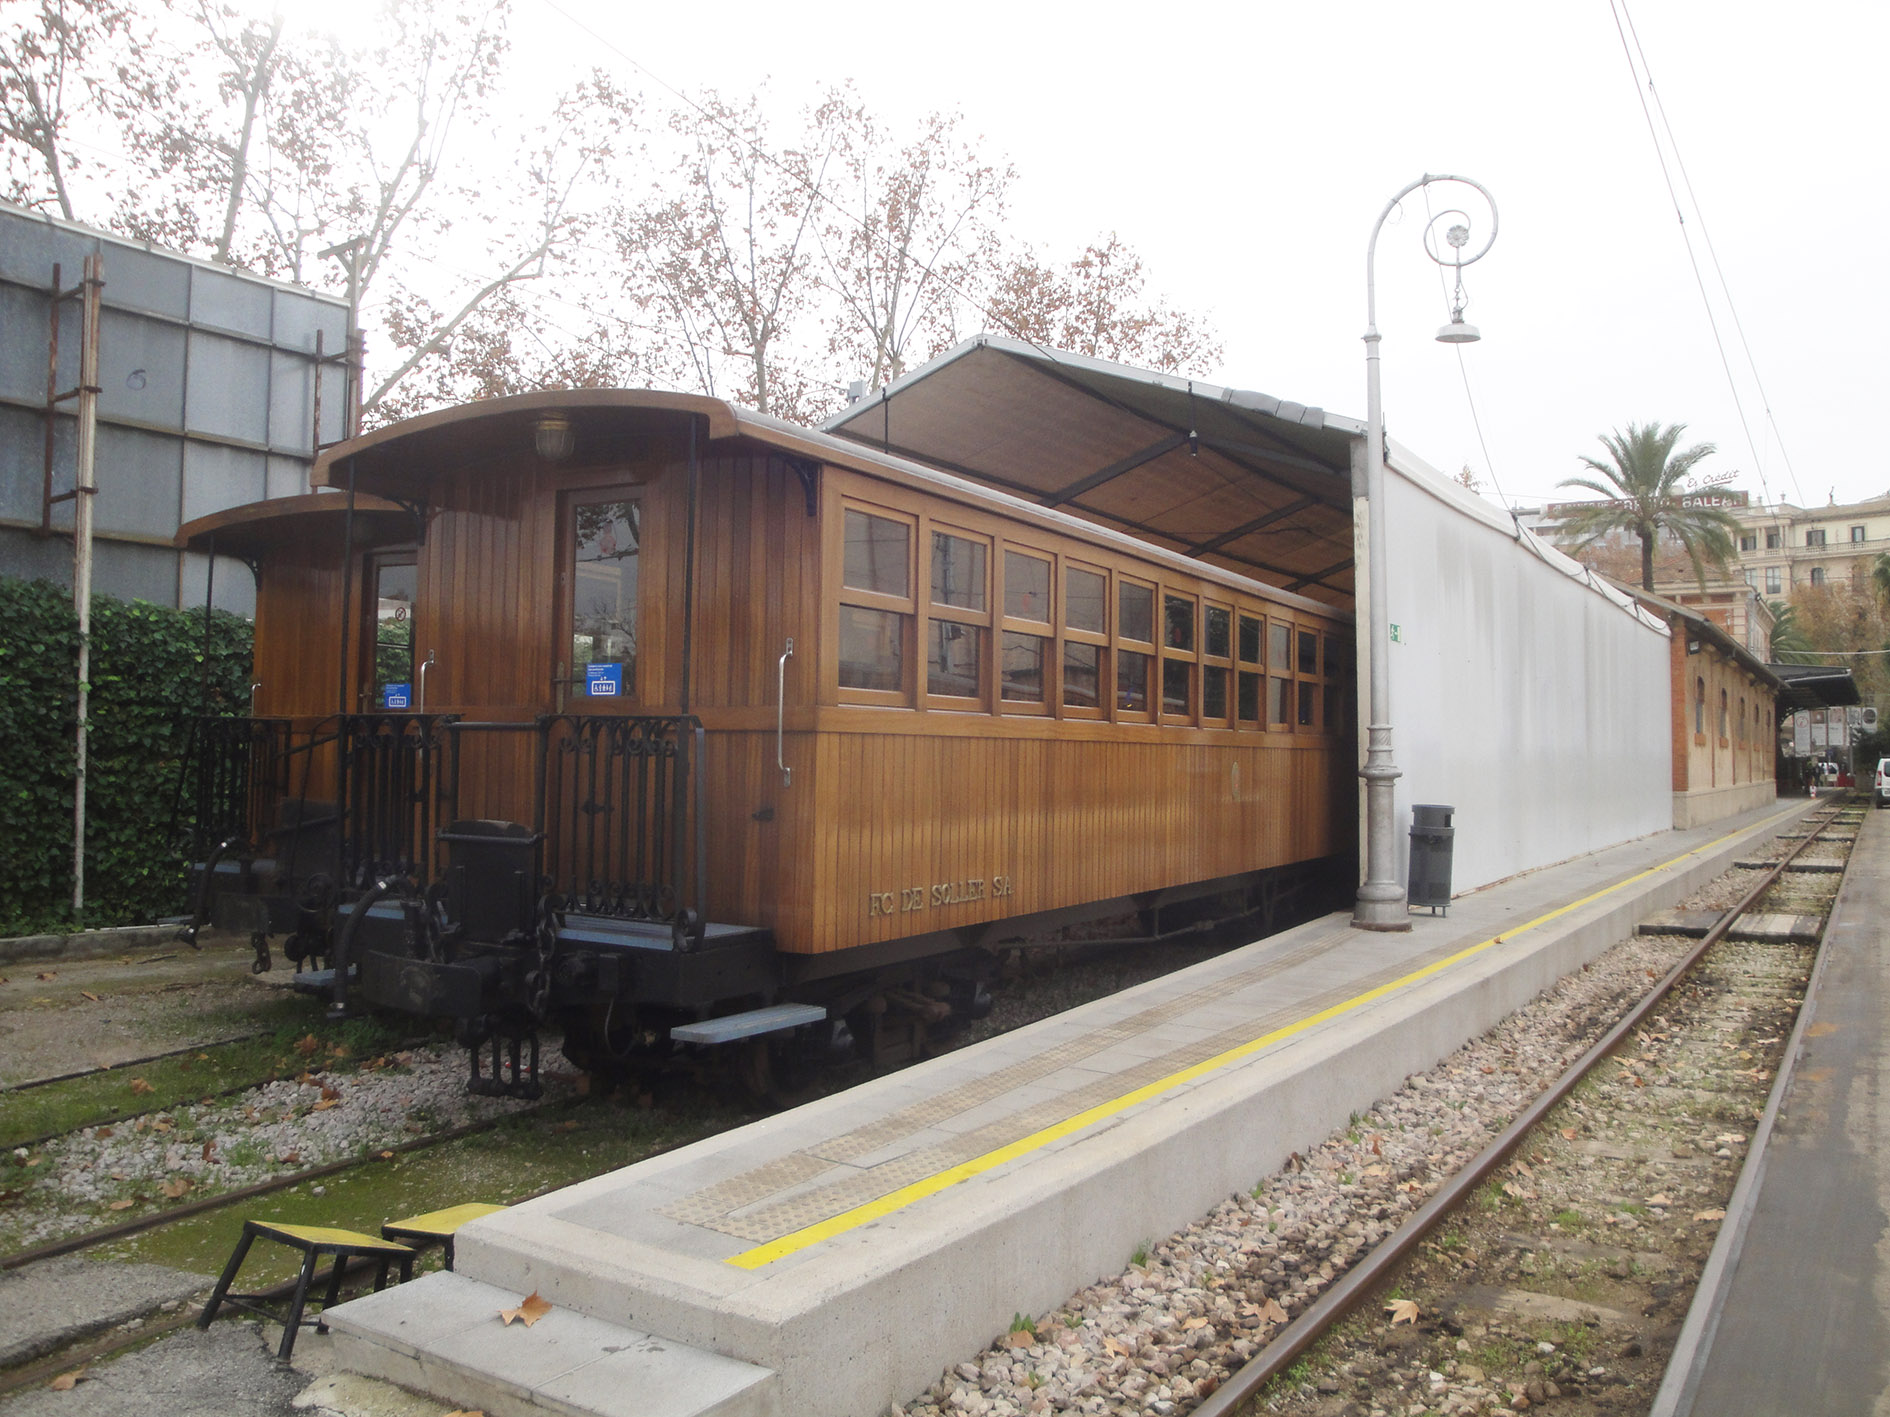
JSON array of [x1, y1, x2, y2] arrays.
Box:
[[0, 525, 77, 585], [189, 265, 273, 340], [0, 403, 68, 525], [102, 244, 190, 320], [273, 288, 348, 353], [183, 331, 270, 445], [0, 212, 90, 286], [266, 454, 309, 500], [93, 424, 183, 538], [97, 309, 186, 428], [268, 348, 316, 455], [93, 538, 179, 605], [0, 202, 354, 607], [180, 550, 257, 618], [0, 284, 80, 403], [182, 441, 267, 523]]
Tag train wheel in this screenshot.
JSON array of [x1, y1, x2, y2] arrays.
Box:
[[559, 1001, 640, 1082], [737, 1033, 825, 1109]]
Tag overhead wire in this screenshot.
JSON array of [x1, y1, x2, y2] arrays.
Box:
[[1605, 0, 1774, 509], [1618, 0, 1802, 510]]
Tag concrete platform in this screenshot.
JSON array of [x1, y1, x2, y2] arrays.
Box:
[[327, 798, 1817, 1417], [1655, 805, 1890, 1415], [0, 1255, 205, 1367], [1724, 912, 1824, 945]]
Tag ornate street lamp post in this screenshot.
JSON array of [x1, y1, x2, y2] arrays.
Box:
[[1353, 174, 1498, 931]]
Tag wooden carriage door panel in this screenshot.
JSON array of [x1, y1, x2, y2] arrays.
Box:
[[555, 488, 643, 711]]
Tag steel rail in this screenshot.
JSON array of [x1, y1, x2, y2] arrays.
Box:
[[1193, 805, 1848, 1417], [0, 1031, 273, 1095]]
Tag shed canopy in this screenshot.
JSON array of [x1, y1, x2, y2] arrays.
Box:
[[1770, 663, 1863, 711], [822, 338, 1360, 608]]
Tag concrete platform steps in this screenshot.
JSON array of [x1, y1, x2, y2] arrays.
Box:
[[326, 1272, 773, 1417]]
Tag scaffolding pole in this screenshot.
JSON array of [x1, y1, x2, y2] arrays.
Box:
[[69, 254, 103, 924]]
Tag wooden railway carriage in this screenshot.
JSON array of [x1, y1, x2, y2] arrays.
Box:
[[176, 390, 1356, 1094]]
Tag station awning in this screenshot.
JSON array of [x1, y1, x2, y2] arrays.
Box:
[[1770, 663, 1863, 711], [821, 338, 1361, 608]]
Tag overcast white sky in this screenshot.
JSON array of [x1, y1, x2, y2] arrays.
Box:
[[507, 0, 1887, 513]]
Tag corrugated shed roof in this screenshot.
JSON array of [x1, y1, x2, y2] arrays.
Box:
[[821, 338, 1359, 607]]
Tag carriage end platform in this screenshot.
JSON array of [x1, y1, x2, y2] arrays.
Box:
[[323, 799, 1816, 1417]]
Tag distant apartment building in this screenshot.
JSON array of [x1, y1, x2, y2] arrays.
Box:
[[1724, 492, 1890, 598]]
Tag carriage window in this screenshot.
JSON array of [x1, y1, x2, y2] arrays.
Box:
[[1066, 566, 1106, 634], [1237, 669, 1260, 723], [1162, 658, 1192, 716], [841, 607, 905, 691], [1064, 642, 1103, 709], [1297, 629, 1318, 676], [370, 555, 416, 709], [846, 510, 910, 595], [1297, 680, 1318, 727], [1269, 621, 1291, 670], [1237, 614, 1262, 725], [1203, 665, 1228, 719], [1005, 551, 1051, 622], [931, 532, 986, 611], [1119, 581, 1154, 643], [571, 500, 639, 696], [1164, 595, 1195, 651], [1117, 650, 1150, 712], [927, 620, 984, 697], [1205, 607, 1231, 659], [1001, 632, 1046, 702], [838, 507, 914, 699]]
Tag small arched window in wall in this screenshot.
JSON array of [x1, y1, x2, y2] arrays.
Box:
[[1695, 677, 1706, 734], [1719, 688, 1729, 738]]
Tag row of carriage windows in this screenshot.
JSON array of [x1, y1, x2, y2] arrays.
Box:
[[839, 507, 1347, 728]]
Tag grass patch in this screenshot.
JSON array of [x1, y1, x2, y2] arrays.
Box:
[[0, 1000, 413, 1150]]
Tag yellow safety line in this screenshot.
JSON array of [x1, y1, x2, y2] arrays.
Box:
[[726, 806, 1800, 1270]]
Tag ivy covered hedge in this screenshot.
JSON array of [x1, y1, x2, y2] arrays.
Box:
[[0, 578, 252, 934]]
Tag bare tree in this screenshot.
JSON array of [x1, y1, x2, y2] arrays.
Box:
[[1, 0, 152, 218], [817, 92, 1012, 389], [617, 89, 842, 423], [985, 234, 1222, 375]]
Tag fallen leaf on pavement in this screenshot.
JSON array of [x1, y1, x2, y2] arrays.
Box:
[[1182, 1317, 1209, 1330], [1386, 1298, 1420, 1325], [319, 1084, 341, 1101], [1258, 1297, 1287, 1324], [36, 972, 56, 981], [294, 1034, 320, 1056], [1560, 1128, 1578, 1140], [499, 1292, 552, 1327], [1693, 1208, 1727, 1223], [311, 1098, 339, 1112], [128, 1078, 154, 1096], [161, 1178, 192, 1199], [48, 1368, 84, 1390], [1646, 1193, 1673, 1208], [94, 1127, 112, 1139], [80, 991, 99, 1002], [108, 1199, 134, 1211]]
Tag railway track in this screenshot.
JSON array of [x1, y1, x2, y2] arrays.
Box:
[[1188, 801, 1857, 1417]]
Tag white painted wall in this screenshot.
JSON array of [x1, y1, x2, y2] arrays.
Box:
[[1370, 446, 1673, 894]]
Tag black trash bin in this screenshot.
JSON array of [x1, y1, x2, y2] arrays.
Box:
[[1408, 804, 1455, 915]]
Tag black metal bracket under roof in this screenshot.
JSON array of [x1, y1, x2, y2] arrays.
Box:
[[821, 337, 1362, 609]]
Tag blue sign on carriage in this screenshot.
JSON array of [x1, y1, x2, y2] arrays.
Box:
[[383, 683, 410, 709], [585, 663, 623, 697]]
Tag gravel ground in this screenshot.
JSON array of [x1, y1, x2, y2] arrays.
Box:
[[1, 1042, 568, 1253], [0, 937, 278, 1088], [891, 930, 1703, 1417], [0, 1323, 307, 1417]]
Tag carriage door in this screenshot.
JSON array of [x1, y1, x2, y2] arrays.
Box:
[[366, 551, 418, 711], [557, 491, 641, 710]]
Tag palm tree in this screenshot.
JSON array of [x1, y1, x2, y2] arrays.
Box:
[[1556, 422, 1740, 590], [1767, 599, 1815, 664]]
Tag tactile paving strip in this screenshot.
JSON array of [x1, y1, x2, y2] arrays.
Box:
[[659, 929, 1469, 1243]]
